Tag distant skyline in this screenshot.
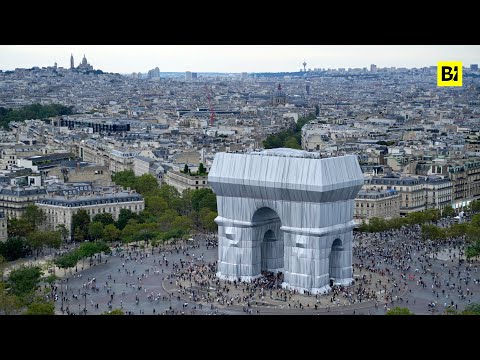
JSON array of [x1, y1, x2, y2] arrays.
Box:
[[1, 45, 479, 73]]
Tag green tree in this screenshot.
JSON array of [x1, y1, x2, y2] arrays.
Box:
[[131, 228, 157, 243], [54, 251, 79, 275], [447, 223, 468, 238], [425, 209, 441, 222], [144, 195, 169, 216], [71, 209, 90, 241], [45, 231, 62, 253], [199, 208, 218, 232], [135, 174, 159, 194], [112, 171, 159, 195], [470, 214, 480, 228], [121, 220, 140, 242], [24, 301, 55, 315], [103, 224, 121, 242], [466, 224, 480, 243], [103, 308, 124, 315], [26, 232, 46, 256], [96, 241, 111, 254], [0, 236, 31, 261], [43, 273, 59, 285], [183, 164, 189, 174], [377, 140, 396, 146], [88, 222, 104, 241], [386, 307, 414, 315], [191, 188, 217, 212], [111, 170, 136, 189], [198, 163, 206, 174], [444, 307, 458, 315], [157, 209, 178, 232], [92, 213, 115, 226], [157, 184, 181, 207], [117, 209, 138, 230], [461, 303, 480, 315], [7, 266, 42, 302], [137, 209, 156, 223], [421, 224, 446, 241], [442, 205, 455, 218], [176, 189, 194, 215], [23, 205, 46, 231], [262, 113, 315, 149], [0, 103, 74, 129], [0, 255, 5, 277], [465, 245, 480, 260], [73, 227, 86, 242], [389, 217, 408, 230], [405, 211, 425, 225], [7, 218, 33, 238], [161, 228, 185, 242], [25, 230, 61, 256], [171, 216, 194, 232], [284, 136, 302, 149], [470, 200, 480, 212], [77, 242, 100, 263], [95, 241, 111, 263], [368, 217, 388, 232], [56, 224, 69, 243], [0, 281, 21, 315]]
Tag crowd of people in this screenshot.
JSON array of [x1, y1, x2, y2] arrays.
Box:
[[352, 216, 480, 313], [43, 234, 223, 315], [40, 217, 480, 315]]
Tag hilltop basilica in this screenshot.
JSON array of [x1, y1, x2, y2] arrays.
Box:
[[70, 54, 93, 71]]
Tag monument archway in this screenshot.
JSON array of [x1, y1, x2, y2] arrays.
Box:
[[251, 207, 283, 273], [208, 148, 363, 293], [329, 238, 342, 285], [261, 230, 281, 272]]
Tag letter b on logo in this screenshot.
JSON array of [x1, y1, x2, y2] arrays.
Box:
[[442, 66, 457, 81], [438, 61, 462, 87]]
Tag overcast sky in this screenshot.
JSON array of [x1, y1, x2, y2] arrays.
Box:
[[1, 45, 479, 73]]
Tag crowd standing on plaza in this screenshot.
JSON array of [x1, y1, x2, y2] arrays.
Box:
[[40, 218, 480, 315]]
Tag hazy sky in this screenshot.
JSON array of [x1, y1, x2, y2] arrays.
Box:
[[1, 45, 479, 73]]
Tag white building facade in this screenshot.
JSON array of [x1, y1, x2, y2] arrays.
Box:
[[36, 191, 144, 240]]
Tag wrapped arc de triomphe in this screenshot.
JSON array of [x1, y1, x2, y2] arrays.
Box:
[[208, 148, 364, 294]]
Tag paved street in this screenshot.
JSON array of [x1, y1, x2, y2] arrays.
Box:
[[46, 222, 480, 315]]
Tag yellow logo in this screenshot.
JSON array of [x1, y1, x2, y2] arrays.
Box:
[[437, 61, 462, 87]]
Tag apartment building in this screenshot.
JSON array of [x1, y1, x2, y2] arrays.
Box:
[[354, 189, 401, 223], [164, 170, 209, 193], [36, 189, 144, 240], [363, 175, 426, 216]]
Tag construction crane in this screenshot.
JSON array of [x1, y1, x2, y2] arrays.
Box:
[[205, 85, 216, 127]]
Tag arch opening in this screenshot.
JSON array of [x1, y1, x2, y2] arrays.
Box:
[[251, 207, 283, 274], [252, 207, 280, 224], [329, 238, 343, 286]]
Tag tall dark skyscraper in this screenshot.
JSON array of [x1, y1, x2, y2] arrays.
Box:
[[70, 54, 74, 69]]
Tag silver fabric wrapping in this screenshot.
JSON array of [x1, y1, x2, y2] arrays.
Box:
[[208, 149, 363, 294]]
